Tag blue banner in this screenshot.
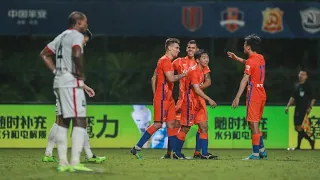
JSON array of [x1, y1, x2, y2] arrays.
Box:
[[1, 2, 320, 37]]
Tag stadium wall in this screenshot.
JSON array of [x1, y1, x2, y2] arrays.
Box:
[[0, 104, 319, 149]]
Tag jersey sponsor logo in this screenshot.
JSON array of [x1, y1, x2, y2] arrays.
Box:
[[300, 7, 320, 34], [220, 7, 245, 33], [182, 6, 203, 32], [261, 7, 284, 33]]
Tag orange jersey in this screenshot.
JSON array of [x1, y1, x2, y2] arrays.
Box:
[[183, 66, 206, 111], [154, 55, 174, 101], [244, 53, 267, 102], [173, 56, 211, 102]]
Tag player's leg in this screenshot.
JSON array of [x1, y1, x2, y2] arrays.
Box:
[[131, 100, 165, 159], [161, 111, 180, 159], [165, 100, 179, 157], [258, 100, 267, 158], [193, 127, 201, 158], [59, 87, 92, 172], [42, 115, 61, 162], [244, 101, 261, 160], [294, 109, 315, 150], [173, 125, 190, 159], [83, 129, 107, 163], [196, 109, 217, 160]]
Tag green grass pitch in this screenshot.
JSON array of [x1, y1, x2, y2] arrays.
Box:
[[0, 149, 319, 180]]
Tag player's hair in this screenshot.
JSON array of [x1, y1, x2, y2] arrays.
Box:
[[194, 49, 208, 60], [244, 34, 261, 52], [187, 40, 198, 47], [300, 68, 309, 76], [68, 11, 86, 26], [165, 38, 180, 50]]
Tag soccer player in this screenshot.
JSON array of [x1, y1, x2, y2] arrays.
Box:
[[40, 11, 92, 172], [228, 34, 267, 160], [174, 49, 217, 159], [42, 30, 106, 164], [161, 40, 212, 159], [285, 69, 316, 150], [130, 38, 191, 159]]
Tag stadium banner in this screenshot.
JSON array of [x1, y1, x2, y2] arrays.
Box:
[[0, 104, 289, 149], [1, 2, 320, 37], [288, 107, 320, 149]]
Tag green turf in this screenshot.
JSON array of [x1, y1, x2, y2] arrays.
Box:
[[0, 149, 319, 180]]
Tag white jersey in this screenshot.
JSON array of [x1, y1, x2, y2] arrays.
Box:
[[46, 29, 85, 88]]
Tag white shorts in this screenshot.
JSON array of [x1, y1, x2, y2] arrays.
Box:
[[54, 87, 86, 118]]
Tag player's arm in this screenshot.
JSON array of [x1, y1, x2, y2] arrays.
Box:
[[285, 97, 295, 113], [234, 73, 250, 100], [40, 46, 56, 73], [192, 84, 216, 107], [307, 84, 316, 113], [201, 73, 211, 89], [151, 71, 157, 95], [227, 51, 246, 64], [164, 71, 187, 82], [72, 45, 85, 80]]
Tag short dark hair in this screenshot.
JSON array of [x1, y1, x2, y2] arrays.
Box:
[[187, 40, 198, 47], [194, 49, 208, 60], [300, 68, 309, 76], [244, 34, 261, 52], [68, 11, 86, 26], [165, 38, 180, 50]]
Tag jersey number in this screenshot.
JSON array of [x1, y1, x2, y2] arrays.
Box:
[[259, 65, 265, 83]]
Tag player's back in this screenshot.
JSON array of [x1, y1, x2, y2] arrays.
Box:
[[154, 55, 174, 101], [48, 29, 84, 88], [245, 53, 266, 101]]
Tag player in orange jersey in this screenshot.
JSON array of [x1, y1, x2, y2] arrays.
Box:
[[228, 34, 267, 160], [161, 40, 212, 159], [174, 49, 217, 159], [131, 38, 193, 159]]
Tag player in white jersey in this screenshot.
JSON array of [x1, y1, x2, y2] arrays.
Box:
[[131, 105, 151, 148], [42, 30, 106, 164], [40, 11, 91, 172]]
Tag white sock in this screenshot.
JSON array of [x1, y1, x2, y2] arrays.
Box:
[[83, 129, 94, 159], [56, 126, 69, 166], [45, 123, 58, 156], [70, 127, 86, 165]]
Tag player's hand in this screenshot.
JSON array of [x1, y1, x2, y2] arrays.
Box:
[[227, 51, 239, 61], [232, 98, 239, 109], [175, 106, 181, 113], [208, 99, 217, 108], [285, 107, 289, 114], [84, 86, 95, 97]]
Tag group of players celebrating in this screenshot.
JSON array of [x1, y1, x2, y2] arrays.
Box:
[[39, 11, 268, 173], [131, 35, 267, 161]]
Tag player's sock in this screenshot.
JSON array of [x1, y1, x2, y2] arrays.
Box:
[[199, 133, 208, 155], [259, 132, 265, 152], [45, 123, 58, 156], [252, 133, 260, 156], [166, 139, 172, 155], [56, 126, 68, 166], [70, 127, 86, 166], [136, 125, 157, 148], [167, 127, 178, 153], [175, 130, 186, 155], [83, 128, 94, 159], [297, 131, 304, 148], [194, 128, 201, 155]]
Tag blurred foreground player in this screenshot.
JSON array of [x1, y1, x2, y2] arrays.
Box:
[[161, 40, 212, 159], [228, 34, 267, 160], [40, 11, 92, 172], [174, 49, 217, 159], [285, 69, 316, 150], [42, 30, 106, 163], [131, 38, 192, 159]]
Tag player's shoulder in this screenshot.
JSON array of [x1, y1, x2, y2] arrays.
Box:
[[172, 57, 182, 64]]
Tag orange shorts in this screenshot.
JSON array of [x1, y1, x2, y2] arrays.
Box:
[[181, 105, 207, 127], [246, 100, 266, 122], [154, 99, 176, 122]]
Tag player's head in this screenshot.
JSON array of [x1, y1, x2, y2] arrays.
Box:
[[194, 49, 209, 67], [298, 68, 308, 82], [244, 34, 261, 54], [68, 11, 88, 33], [165, 38, 180, 58], [83, 29, 92, 46], [186, 40, 198, 58]]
